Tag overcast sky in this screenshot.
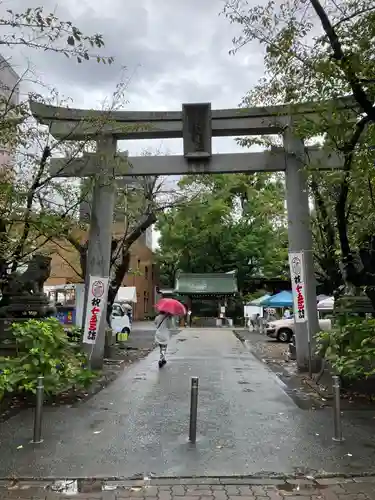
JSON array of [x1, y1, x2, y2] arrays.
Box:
[[2, 0, 266, 156]]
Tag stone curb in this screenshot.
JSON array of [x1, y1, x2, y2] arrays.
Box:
[[1, 474, 375, 489], [2, 476, 375, 500]]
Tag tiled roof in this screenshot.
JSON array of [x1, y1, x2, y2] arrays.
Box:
[[174, 272, 238, 295]]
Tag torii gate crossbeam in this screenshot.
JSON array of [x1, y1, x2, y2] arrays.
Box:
[[30, 96, 354, 140], [49, 148, 343, 177]]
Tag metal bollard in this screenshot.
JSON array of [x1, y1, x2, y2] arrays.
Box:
[[32, 376, 44, 444], [189, 376, 199, 443], [332, 375, 344, 442]]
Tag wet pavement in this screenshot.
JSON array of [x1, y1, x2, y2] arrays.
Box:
[[126, 322, 180, 350], [1, 328, 375, 478], [125, 321, 158, 350]]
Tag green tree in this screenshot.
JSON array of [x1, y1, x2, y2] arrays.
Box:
[[310, 175, 342, 295], [156, 173, 289, 294], [223, 0, 375, 302]]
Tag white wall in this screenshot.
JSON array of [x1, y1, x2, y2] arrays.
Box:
[[145, 226, 153, 250], [0, 54, 20, 105], [244, 305, 262, 318], [0, 54, 19, 173]]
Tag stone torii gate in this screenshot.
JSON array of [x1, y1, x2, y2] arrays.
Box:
[[30, 99, 346, 370]]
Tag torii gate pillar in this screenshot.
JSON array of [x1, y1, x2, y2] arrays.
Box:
[[83, 136, 117, 369], [284, 126, 320, 372]]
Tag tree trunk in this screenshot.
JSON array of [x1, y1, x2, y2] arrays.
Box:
[[310, 177, 343, 294]]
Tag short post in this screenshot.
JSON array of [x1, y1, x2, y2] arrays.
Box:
[[189, 376, 199, 443], [32, 376, 44, 444], [332, 375, 344, 442]]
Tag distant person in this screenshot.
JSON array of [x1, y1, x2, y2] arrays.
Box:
[[187, 308, 192, 327], [127, 308, 133, 325], [283, 308, 291, 319], [155, 311, 173, 368], [256, 313, 261, 330], [250, 313, 257, 330]]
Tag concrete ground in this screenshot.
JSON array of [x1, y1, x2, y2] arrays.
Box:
[[1, 328, 375, 478]]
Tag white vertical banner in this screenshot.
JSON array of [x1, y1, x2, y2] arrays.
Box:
[[289, 252, 308, 323], [82, 275, 109, 345]]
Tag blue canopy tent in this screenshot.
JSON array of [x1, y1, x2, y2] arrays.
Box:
[[262, 290, 293, 308]]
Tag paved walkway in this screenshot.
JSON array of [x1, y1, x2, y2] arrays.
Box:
[[1, 329, 375, 478], [1, 476, 375, 499]]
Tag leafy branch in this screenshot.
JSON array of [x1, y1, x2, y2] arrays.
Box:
[[0, 5, 114, 64], [309, 0, 375, 121]]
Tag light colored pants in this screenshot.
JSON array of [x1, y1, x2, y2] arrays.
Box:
[[159, 343, 167, 360]]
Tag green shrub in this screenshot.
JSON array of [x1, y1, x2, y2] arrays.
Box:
[[65, 325, 83, 343], [0, 318, 95, 400], [0, 358, 22, 402], [316, 318, 375, 380]]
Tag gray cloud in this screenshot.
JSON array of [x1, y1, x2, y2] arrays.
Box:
[[1, 0, 266, 153]]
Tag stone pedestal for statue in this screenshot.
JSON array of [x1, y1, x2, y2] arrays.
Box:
[[0, 292, 55, 318]]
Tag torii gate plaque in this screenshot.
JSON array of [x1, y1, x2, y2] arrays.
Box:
[[30, 97, 349, 371]]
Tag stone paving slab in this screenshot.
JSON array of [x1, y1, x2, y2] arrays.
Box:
[[1, 477, 375, 500]]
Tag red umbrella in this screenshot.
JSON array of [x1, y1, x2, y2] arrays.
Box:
[[155, 298, 186, 316]]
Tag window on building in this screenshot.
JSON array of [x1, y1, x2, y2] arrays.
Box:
[[137, 259, 140, 269], [144, 291, 148, 313], [145, 266, 148, 279]]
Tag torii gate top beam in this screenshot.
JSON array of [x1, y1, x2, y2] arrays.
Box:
[[29, 96, 355, 141]]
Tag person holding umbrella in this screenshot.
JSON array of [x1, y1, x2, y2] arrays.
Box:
[[154, 298, 186, 368]]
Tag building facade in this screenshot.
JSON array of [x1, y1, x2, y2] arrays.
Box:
[[46, 224, 158, 321], [0, 54, 20, 176], [121, 229, 158, 320]]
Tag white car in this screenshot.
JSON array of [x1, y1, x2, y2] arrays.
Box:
[[111, 302, 131, 336], [265, 317, 332, 342]]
